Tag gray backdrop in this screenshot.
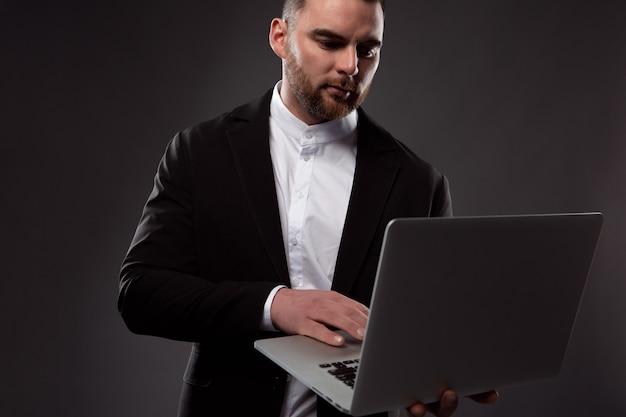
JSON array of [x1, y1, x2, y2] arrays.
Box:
[[2, 0, 624, 416]]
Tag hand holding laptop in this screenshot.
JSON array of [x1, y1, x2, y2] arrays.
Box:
[[269, 287, 498, 416], [409, 390, 499, 417]]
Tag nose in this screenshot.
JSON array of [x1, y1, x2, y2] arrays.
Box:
[[336, 46, 359, 77]]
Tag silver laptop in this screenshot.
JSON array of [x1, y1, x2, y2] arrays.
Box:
[[255, 213, 603, 416]]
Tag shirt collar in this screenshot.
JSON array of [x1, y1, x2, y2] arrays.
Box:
[[270, 81, 358, 145]]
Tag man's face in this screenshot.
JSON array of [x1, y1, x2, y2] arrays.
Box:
[[278, 0, 384, 124]]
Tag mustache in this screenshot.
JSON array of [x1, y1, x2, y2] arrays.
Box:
[[324, 79, 359, 94]]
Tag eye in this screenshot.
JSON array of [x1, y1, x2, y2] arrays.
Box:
[[357, 47, 376, 59], [318, 40, 342, 50]]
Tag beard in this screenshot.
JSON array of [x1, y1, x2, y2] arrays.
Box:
[[284, 44, 371, 122]]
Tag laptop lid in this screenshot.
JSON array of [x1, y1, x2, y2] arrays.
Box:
[[256, 213, 603, 416]]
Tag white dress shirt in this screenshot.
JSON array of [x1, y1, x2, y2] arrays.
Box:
[[262, 81, 358, 417]]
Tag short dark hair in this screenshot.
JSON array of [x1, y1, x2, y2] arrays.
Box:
[[282, 0, 385, 24]]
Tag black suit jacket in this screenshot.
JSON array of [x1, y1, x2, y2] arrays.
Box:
[[118, 89, 452, 417]]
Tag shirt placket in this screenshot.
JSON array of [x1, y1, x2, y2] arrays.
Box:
[[287, 131, 317, 289]]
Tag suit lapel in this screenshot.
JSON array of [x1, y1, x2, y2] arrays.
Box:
[[332, 111, 399, 295], [224, 96, 399, 292], [226, 91, 291, 286]]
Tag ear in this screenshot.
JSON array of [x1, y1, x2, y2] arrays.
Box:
[[269, 18, 288, 59]]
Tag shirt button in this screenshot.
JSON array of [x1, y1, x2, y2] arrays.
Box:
[[304, 132, 313, 139], [303, 155, 310, 161], [296, 192, 304, 199], [290, 238, 298, 246]]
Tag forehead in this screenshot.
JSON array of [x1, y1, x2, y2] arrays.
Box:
[[294, 0, 384, 42]]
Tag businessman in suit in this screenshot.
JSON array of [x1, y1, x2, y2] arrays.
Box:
[[119, 0, 497, 416]]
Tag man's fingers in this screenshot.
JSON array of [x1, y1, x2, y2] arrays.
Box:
[[407, 403, 426, 417], [308, 300, 367, 339], [270, 289, 369, 345], [408, 390, 458, 417], [408, 389, 497, 417], [303, 321, 347, 346], [304, 294, 368, 343], [427, 390, 459, 417]]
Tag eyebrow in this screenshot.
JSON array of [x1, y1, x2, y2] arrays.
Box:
[[309, 28, 383, 48]]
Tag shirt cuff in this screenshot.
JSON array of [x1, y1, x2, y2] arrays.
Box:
[[260, 285, 287, 332]]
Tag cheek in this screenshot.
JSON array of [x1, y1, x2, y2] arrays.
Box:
[[296, 41, 332, 74], [302, 55, 334, 79], [359, 61, 379, 84]]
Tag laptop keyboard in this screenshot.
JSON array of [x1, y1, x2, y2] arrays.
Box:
[[319, 359, 359, 388]]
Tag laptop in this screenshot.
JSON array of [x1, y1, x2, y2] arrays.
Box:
[[255, 213, 603, 416]]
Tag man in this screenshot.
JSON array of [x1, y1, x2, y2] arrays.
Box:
[[118, 0, 497, 416]]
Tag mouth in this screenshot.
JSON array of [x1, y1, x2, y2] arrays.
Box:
[[325, 84, 357, 99]]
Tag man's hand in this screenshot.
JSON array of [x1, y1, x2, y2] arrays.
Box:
[[270, 288, 369, 346], [407, 390, 499, 417]]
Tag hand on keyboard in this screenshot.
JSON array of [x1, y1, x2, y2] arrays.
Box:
[[270, 289, 369, 346]]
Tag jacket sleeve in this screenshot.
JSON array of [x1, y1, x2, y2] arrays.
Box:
[[118, 132, 278, 344], [431, 173, 453, 218]]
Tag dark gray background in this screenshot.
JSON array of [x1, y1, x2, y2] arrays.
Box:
[[2, 0, 624, 416]]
